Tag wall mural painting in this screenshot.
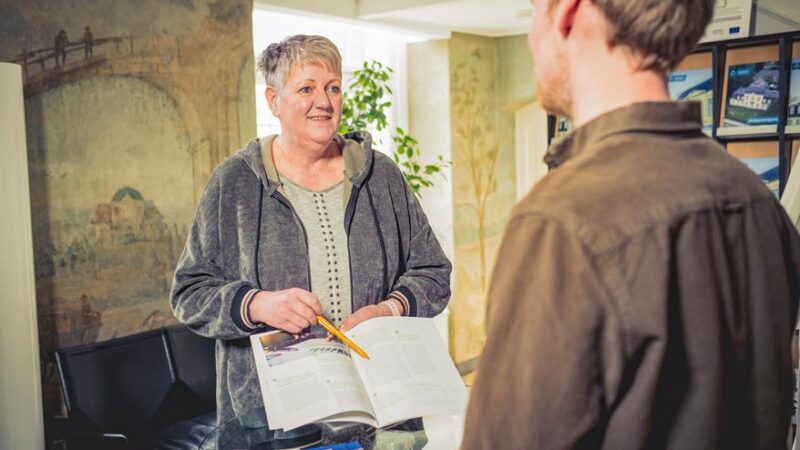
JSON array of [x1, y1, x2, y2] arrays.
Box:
[[448, 34, 524, 364], [450, 38, 502, 364], [0, 0, 256, 414], [452, 56, 501, 293]]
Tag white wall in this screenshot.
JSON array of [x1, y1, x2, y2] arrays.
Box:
[[514, 101, 550, 201], [754, 0, 800, 34], [358, 0, 449, 17], [254, 0, 357, 19], [408, 40, 453, 350], [0, 63, 44, 450], [407, 40, 454, 264]]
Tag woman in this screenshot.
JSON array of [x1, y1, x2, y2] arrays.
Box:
[[170, 35, 451, 426]]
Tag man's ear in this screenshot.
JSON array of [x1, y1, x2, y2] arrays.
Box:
[[552, 0, 581, 39], [265, 85, 279, 117]]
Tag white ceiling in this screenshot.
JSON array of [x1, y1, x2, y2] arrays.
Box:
[[259, 0, 800, 39], [362, 0, 535, 37], [257, 0, 535, 38], [756, 0, 800, 27]]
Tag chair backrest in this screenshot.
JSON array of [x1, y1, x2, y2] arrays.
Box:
[[150, 326, 216, 427], [55, 329, 174, 432], [166, 326, 216, 410], [55, 325, 217, 432]]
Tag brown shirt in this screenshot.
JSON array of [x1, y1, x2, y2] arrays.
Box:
[[462, 102, 800, 450]]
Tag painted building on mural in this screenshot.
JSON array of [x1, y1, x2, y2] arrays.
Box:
[[92, 187, 168, 243]]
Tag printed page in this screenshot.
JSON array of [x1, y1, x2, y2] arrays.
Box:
[[250, 329, 376, 431], [346, 317, 468, 427]]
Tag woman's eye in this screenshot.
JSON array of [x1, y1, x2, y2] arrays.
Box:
[[299, 86, 312, 94], [328, 85, 341, 94]]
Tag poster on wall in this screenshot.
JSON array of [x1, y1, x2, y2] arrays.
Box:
[[794, 140, 800, 171], [554, 116, 572, 140], [668, 68, 714, 135], [788, 59, 800, 132], [723, 61, 781, 129], [699, 0, 753, 44], [728, 141, 780, 197], [718, 45, 781, 136]]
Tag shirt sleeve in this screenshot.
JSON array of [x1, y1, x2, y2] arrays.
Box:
[[462, 212, 624, 449], [777, 205, 800, 328]]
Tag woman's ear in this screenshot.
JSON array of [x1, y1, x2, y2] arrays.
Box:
[[265, 85, 279, 117]]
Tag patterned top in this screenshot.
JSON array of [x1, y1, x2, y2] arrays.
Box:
[[279, 175, 352, 326]]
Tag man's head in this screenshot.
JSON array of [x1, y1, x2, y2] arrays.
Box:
[[528, 0, 715, 117]]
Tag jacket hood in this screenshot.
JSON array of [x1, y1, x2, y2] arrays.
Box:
[[237, 131, 375, 196]]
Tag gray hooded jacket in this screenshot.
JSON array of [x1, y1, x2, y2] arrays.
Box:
[[171, 132, 452, 424]]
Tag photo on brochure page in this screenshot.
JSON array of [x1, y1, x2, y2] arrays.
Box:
[[257, 328, 349, 367]]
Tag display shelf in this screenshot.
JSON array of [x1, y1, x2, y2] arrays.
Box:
[[546, 30, 800, 197], [716, 131, 780, 142]]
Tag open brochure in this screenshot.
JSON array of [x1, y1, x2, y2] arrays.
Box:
[[250, 316, 467, 432]]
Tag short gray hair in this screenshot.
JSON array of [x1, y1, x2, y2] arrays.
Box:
[[257, 35, 342, 89]]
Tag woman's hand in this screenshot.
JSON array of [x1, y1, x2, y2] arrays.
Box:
[[340, 303, 393, 332], [249, 288, 321, 334]]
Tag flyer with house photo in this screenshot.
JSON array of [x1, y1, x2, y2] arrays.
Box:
[[724, 61, 781, 128]]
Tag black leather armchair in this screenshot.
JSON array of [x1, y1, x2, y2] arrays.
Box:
[[49, 325, 217, 450]]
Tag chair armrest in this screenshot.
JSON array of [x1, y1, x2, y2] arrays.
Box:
[[46, 416, 129, 450]]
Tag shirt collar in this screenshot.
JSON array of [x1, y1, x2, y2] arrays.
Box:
[[544, 101, 703, 169]]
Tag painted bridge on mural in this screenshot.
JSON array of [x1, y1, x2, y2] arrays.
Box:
[[9, 30, 249, 210], [9, 35, 175, 98]]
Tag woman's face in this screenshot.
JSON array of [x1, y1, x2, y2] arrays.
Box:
[[268, 61, 342, 148]]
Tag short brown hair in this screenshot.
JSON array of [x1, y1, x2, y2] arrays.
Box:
[[257, 35, 342, 89], [551, 0, 715, 72]]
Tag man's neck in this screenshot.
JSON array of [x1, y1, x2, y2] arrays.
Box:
[[569, 52, 670, 128]]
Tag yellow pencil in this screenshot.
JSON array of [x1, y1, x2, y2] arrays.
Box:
[[317, 315, 370, 359]]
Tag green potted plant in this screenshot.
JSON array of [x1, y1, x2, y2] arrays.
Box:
[[339, 60, 448, 197]]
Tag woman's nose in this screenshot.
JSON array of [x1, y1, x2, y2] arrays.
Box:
[[314, 89, 332, 110]]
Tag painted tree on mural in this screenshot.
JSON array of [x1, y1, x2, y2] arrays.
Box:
[[452, 50, 500, 292]]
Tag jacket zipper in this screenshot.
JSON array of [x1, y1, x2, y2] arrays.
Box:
[[272, 191, 313, 292], [344, 188, 358, 315]]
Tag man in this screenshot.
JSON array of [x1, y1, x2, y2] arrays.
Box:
[[82, 26, 94, 59], [462, 0, 800, 448], [54, 29, 68, 67]]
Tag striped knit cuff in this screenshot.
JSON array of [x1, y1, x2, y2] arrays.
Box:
[[231, 286, 263, 331], [389, 287, 417, 317], [242, 289, 262, 329]]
